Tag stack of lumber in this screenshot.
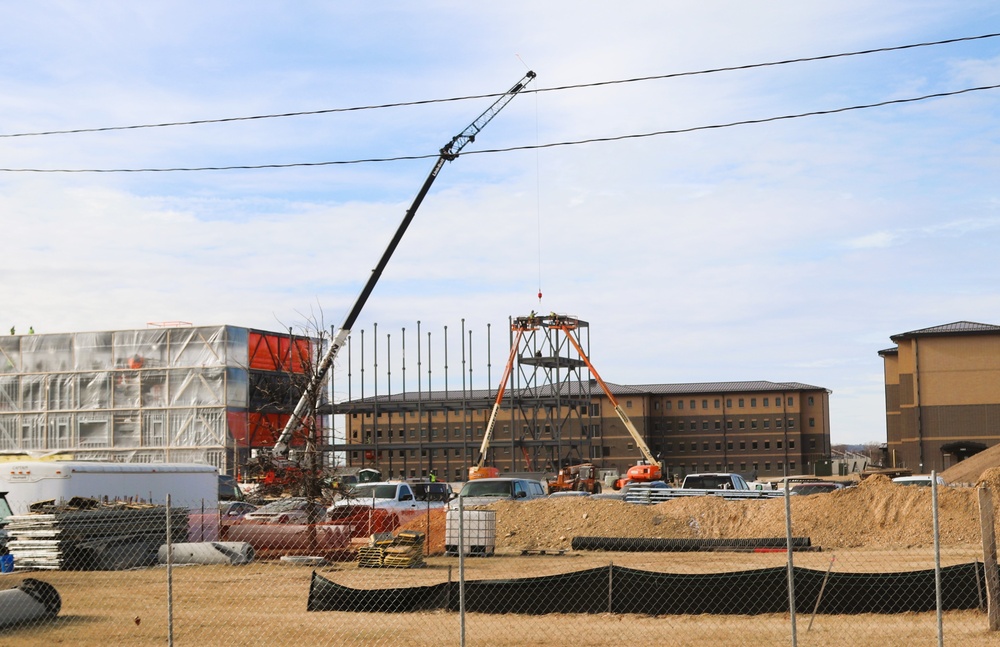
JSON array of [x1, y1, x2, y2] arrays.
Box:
[[356, 530, 425, 569], [5, 501, 189, 571]]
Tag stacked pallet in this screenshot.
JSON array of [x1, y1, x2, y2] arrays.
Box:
[[356, 530, 425, 568], [6, 501, 189, 571]]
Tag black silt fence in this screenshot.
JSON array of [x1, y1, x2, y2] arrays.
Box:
[[307, 563, 988, 615]]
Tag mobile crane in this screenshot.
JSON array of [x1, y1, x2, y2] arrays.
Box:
[[470, 313, 662, 489], [271, 71, 536, 458]]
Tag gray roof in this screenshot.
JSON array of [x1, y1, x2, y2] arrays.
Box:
[[891, 321, 1000, 342], [338, 379, 828, 406]]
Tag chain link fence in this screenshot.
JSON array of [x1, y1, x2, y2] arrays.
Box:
[[0, 475, 997, 646]]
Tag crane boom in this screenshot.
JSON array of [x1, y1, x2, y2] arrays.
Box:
[[273, 71, 536, 455]]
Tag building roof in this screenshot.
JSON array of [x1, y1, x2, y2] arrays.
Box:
[[890, 321, 1000, 342], [336, 379, 829, 408], [877, 347, 899, 357]]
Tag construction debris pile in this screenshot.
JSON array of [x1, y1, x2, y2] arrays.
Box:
[[6, 499, 189, 571], [357, 530, 426, 568]]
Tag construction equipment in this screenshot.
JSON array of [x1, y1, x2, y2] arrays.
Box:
[[469, 321, 530, 479], [543, 314, 662, 490], [547, 462, 603, 494], [271, 71, 536, 458], [472, 313, 662, 489]]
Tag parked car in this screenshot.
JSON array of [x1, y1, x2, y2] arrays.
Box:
[[410, 481, 455, 503], [449, 478, 547, 509], [892, 475, 947, 487], [243, 497, 327, 524], [788, 482, 844, 496]]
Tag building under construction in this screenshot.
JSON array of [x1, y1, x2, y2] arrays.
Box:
[[0, 324, 323, 474], [333, 314, 832, 482]]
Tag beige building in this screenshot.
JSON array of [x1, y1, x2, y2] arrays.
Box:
[[879, 321, 1000, 472], [338, 380, 832, 482]]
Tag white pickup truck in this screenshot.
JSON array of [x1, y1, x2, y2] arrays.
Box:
[[329, 481, 445, 526]]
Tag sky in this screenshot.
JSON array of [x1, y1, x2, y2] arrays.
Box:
[[2, 2, 1000, 446]]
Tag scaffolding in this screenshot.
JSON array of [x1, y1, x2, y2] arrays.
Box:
[[330, 315, 600, 480]]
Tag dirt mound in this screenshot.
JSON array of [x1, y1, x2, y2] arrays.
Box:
[[481, 476, 991, 552]]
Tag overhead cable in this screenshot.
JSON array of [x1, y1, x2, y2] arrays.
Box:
[[0, 31, 997, 140], [1, 82, 997, 173]]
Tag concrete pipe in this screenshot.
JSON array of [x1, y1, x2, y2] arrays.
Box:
[[158, 542, 255, 565], [0, 578, 61, 628]]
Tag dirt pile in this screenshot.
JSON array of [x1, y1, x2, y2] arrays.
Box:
[[940, 444, 1000, 485], [475, 475, 995, 552]]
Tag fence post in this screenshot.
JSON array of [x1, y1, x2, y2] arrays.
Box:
[[458, 495, 466, 647], [784, 479, 797, 647], [166, 493, 174, 647], [979, 486, 1000, 631], [932, 471, 943, 647]]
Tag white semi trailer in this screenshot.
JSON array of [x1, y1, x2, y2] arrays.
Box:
[[0, 461, 218, 515]]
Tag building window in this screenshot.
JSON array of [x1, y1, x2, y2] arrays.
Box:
[[810, 438, 816, 449], [690, 400, 696, 409], [702, 400, 708, 409], [763, 397, 769, 407], [727, 441, 733, 450], [714, 421, 721, 430], [665, 401, 672, 410], [808, 396, 814, 405], [777, 462, 784, 472], [702, 421, 709, 430], [753, 462, 759, 471], [764, 462, 771, 471], [809, 417, 815, 428], [751, 419, 757, 429], [678, 400, 684, 410], [740, 462, 746, 471], [788, 418, 795, 428], [789, 440, 795, 449], [726, 420, 733, 430], [679, 442, 685, 452], [763, 420, 770, 429], [715, 441, 721, 450], [689, 421, 697, 431], [750, 398, 757, 407], [653, 401, 659, 410], [740, 440, 746, 450], [776, 397, 782, 406], [626, 400, 632, 408], [738, 420, 745, 429], [764, 441, 770, 450], [714, 399, 721, 408], [777, 440, 783, 449], [703, 463, 710, 472], [776, 419, 783, 428], [738, 398, 745, 408], [726, 398, 732, 407], [399, 450, 405, 458], [788, 397, 794, 406], [752, 441, 758, 450], [666, 442, 673, 452], [702, 441, 709, 451], [790, 462, 796, 471]]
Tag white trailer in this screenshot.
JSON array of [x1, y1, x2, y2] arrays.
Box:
[[0, 461, 218, 515]]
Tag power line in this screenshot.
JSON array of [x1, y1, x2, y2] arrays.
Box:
[[2, 83, 997, 173], [1, 31, 998, 140]]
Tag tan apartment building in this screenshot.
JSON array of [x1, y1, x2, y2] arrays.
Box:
[[879, 321, 1000, 472], [338, 380, 832, 482]]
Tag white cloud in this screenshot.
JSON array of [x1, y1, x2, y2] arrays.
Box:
[[2, 1, 1000, 445]]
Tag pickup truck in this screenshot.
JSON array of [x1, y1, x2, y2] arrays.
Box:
[[624, 473, 785, 504], [330, 481, 445, 526]]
